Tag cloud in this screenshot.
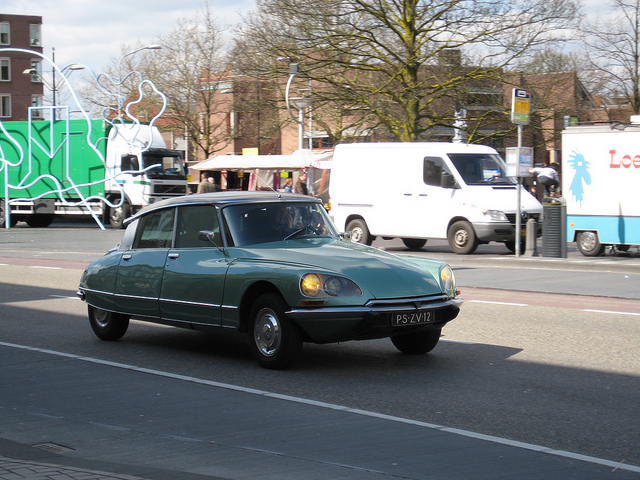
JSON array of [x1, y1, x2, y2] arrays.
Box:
[[3, 0, 252, 72]]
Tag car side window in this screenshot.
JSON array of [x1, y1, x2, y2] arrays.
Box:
[[175, 205, 221, 248], [133, 208, 175, 249], [423, 156, 446, 186]]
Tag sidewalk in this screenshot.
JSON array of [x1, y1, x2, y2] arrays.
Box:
[[1, 343, 639, 480]]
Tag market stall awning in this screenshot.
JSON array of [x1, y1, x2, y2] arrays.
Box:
[[190, 150, 332, 171]]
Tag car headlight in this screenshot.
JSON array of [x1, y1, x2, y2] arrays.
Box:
[[483, 209, 508, 222], [440, 265, 456, 298], [300, 273, 362, 297]]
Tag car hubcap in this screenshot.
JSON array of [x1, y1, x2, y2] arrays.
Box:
[[94, 308, 110, 328], [254, 309, 281, 357]]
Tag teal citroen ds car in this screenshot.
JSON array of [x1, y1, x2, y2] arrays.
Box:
[[78, 192, 462, 369]]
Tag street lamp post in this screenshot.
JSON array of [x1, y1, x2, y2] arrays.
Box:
[[22, 47, 84, 119], [279, 59, 313, 150], [290, 97, 313, 150], [117, 44, 162, 116]]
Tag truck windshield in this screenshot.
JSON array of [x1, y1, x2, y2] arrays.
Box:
[[448, 153, 515, 186], [143, 152, 187, 179]]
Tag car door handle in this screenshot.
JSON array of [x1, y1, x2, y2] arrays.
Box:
[[168, 253, 179, 259], [122, 254, 132, 261]]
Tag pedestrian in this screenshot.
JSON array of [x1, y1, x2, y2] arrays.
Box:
[[283, 177, 293, 193], [294, 171, 309, 195], [530, 163, 560, 197], [197, 172, 221, 194]]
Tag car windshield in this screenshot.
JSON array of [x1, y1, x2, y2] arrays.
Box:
[[448, 153, 515, 185], [222, 202, 338, 246]]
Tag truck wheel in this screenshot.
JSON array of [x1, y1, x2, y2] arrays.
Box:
[[0, 202, 18, 228], [447, 220, 478, 254], [577, 231, 604, 256], [391, 329, 441, 354], [88, 305, 130, 341], [109, 200, 130, 229], [26, 214, 54, 228], [346, 219, 372, 245], [248, 293, 303, 370], [402, 238, 427, 250]]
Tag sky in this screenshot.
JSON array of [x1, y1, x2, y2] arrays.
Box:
[[3, 0, 254, 73]]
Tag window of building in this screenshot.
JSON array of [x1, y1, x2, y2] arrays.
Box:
[[30, 24, 41, 46], [28, 60, 42, 82], [0, 24, 9, 45], [0, 59, 9, 81], [31, 95, 43, 119], [0, 95, 11, 118]]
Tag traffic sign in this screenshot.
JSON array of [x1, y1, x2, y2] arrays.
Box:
[[511, 88, 530, 125]]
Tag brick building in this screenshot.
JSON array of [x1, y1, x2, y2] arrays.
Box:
[[0, 14, 44, 121]]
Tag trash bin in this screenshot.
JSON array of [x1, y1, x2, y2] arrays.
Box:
[[542, 197, 567, 258]]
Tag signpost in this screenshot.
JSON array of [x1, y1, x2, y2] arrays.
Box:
[[511, 88, 531, 257]]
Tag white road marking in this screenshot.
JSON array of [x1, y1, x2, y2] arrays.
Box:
[[1, 340, 638, 474]]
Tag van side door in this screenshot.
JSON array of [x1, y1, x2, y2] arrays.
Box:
[[412, 156, 459, 239]]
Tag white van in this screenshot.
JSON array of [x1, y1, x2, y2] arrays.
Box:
[[329, 142, 542, 254]]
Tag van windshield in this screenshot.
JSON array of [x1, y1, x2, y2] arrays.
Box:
[[448, 153, 515, 185]]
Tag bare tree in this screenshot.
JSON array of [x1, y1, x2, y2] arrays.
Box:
[[233, 0, 581, 142], [581, 0, 640, 115], [80, 3, 233, 160]]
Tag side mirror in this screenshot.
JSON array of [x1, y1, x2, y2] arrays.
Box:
[[341, 231, 352, 240], [198, 230, 224, 252]]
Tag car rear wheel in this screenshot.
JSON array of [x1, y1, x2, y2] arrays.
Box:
[[391, 329, 441, 354], [88, 305, 130, 341], [248, 293, 303, 370]]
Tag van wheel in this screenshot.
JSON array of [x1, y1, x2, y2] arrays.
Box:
[[577, 231, 604, 256], [346, 219, 372, 246], [402, 238, 427, 250], [447, 220, 478, 254]]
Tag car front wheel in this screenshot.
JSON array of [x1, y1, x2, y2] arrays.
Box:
[[391, 329, 441, 354], [88, 305, 130, 341], [248, 293, 303, 369]]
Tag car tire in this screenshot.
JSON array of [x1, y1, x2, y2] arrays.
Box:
[[402, 238, 427, 250], [346, 219, 372, 246], [576, 231, 604, 256], [391, 329, 441, 354], [88, 305, 130, 341], [447, 220, 478, 254], [248, 293, 303, 370]]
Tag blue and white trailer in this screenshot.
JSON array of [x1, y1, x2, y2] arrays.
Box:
[[562, 123, 640, 256]]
